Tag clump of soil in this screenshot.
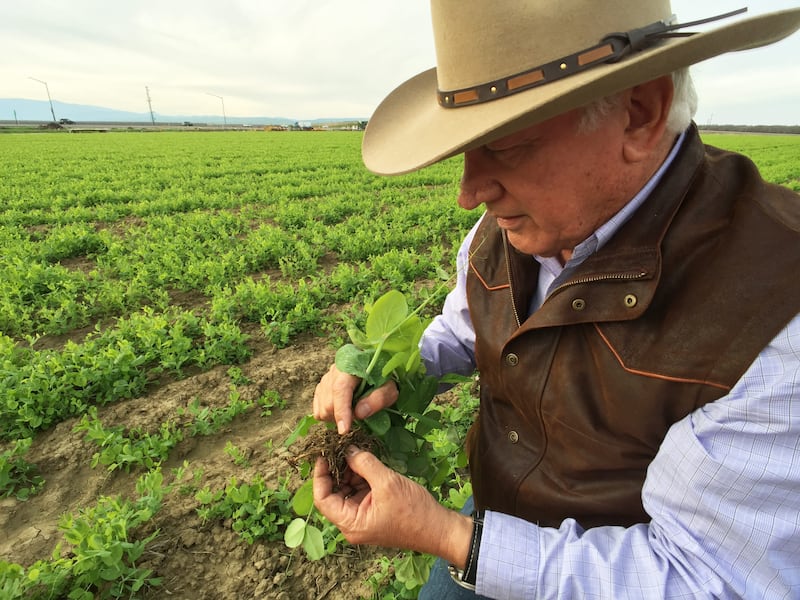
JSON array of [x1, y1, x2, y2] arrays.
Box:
[[290, 425, 378, 487]]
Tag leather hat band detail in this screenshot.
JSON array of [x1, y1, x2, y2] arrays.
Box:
[[437, 8, 746, 108]]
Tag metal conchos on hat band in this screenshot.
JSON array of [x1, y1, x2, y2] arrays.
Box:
[[437, 8, 747, 108]]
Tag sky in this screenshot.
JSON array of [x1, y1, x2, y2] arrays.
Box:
[[2, 0, 799, 124]]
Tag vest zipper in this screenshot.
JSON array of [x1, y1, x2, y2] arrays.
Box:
[[502, 232, 649, 323], [548, 270, 649, 299], [501, 233, 522, 328]]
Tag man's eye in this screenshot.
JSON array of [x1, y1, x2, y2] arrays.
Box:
[[486, 144, 526, 162]]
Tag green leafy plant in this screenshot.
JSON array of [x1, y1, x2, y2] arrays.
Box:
[[257, 389, 286, 417], [224, 441, 250, 467], [195, 475, 293, 545], [0, 469, 165, 599], [226, 366, 251, 386], [74, 408, 182, 473], [180, 387, 254, 437], [333, 289, 470, 481], [284, 289, 474, 572], [365, 553, 436, 599], [57, 470, 164, 598], [0, 437, 44, 500], [283, 480, 327, 561]]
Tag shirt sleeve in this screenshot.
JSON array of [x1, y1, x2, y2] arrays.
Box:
[[418, 216, 482, 379], [476, 312, 800, 599]]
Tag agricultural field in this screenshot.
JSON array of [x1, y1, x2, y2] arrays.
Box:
[[0, 128, 798, 600], [701, 131, 800, 192]]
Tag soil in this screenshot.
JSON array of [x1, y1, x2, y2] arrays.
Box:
[[0, 333, 395, 599]]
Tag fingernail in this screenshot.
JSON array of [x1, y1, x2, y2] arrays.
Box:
[[346, 445, 360, 457], [337, 420, 346, 434]]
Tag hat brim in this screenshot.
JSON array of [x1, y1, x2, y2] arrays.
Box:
[[362, 9, 800, 175]]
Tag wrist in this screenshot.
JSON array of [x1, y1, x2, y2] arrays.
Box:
[[433, 508, 473, 568]]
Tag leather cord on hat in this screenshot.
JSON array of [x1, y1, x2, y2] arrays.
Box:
[[438, 7, 748, 108], [606, 7, 748, 59]]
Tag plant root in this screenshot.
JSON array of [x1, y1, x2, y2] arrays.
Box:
[[289, 425, 378, 487]]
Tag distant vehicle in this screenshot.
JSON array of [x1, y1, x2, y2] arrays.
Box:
[[183, 121, 194, 126], [59, 118, 75, 125]]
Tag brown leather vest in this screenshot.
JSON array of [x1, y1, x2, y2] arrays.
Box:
[[465, 127, 800, 528]]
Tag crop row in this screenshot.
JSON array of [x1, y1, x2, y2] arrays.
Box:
[[1, 373, 478, 599], [0, 132, 473, 441]]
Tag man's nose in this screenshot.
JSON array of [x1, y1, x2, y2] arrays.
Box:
[[458, 149, 503, 210]]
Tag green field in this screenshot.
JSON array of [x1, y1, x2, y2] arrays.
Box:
[[0, 130, 477, 600], [0, 130, 797, 599], [701, 132, 800, 191]]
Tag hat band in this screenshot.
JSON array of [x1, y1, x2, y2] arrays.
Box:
[[437, 7, 747, 108]]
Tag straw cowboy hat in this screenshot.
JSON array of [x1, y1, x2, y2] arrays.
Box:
[[362, 0, 800, 175]]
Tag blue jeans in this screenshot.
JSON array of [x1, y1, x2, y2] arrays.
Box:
[[417, 497, 492, 600]]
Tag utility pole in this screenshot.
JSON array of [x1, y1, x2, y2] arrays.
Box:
[[206, 93, 227, 128], [28, 77, 57, 122], [145, 86, 156, 125]]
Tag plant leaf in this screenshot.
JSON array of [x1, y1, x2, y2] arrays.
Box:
[[302, 525, 325, 561], [365, 290, 408, 342], [381, 350, 412, 378], [395, 553, 432, 588], [395, 376, 438, 415], [413, 410, 441, 437], [346, 327, 369, 348], [385, 426, 417, 454], [335, 344, 373, 379], [363, 411, 391, 436], [291, 480, 314, 516], [284, 414, 318, 447], [284, 518, 306, 548], [363, 352, 391, 389], [382, 314, 423, 353]]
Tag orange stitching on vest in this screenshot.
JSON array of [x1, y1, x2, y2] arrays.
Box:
[[469, 260, 510, 291], [594, 325, 731, 391]]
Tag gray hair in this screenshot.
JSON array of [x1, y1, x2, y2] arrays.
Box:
[[577, 68, 697, 134]]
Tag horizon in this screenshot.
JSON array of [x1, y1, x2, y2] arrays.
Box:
[[2, 1, 799, 125]]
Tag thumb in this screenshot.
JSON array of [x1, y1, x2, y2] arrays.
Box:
[[344, 446, 387, 483], [354, 380, 398, 420]]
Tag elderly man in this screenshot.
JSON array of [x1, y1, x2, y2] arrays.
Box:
[[312, 1, 800, 598]]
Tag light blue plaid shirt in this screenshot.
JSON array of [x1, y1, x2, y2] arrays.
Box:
[[420, 132, 800, 598]]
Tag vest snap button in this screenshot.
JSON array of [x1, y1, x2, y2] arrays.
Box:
[[508, 430, 519, 444], [505, 353, 519, 367], [571, 298, 586, 311], [624, 294, 638, 308]]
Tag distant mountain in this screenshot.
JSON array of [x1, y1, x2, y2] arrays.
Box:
[[0, 98, 363, 127]]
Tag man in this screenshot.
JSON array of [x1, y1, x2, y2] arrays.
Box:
[[312, 1, 800, 598]]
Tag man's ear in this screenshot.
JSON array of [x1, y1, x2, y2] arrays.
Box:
[[622, 75, 674, 163]]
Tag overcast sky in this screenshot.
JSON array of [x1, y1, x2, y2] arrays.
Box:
[[2, 1, 799, 124]]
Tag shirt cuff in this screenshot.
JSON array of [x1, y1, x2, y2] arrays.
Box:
[[476, 510, 540, 599]]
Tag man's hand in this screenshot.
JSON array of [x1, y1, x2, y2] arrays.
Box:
[[312, 364, 398, 434], [313, 445, 472, 568]]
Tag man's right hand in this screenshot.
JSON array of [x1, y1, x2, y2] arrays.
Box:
[[312, 364, 399, 434]]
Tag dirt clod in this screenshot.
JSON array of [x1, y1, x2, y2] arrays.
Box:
[[289, 425, 378, 487]]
